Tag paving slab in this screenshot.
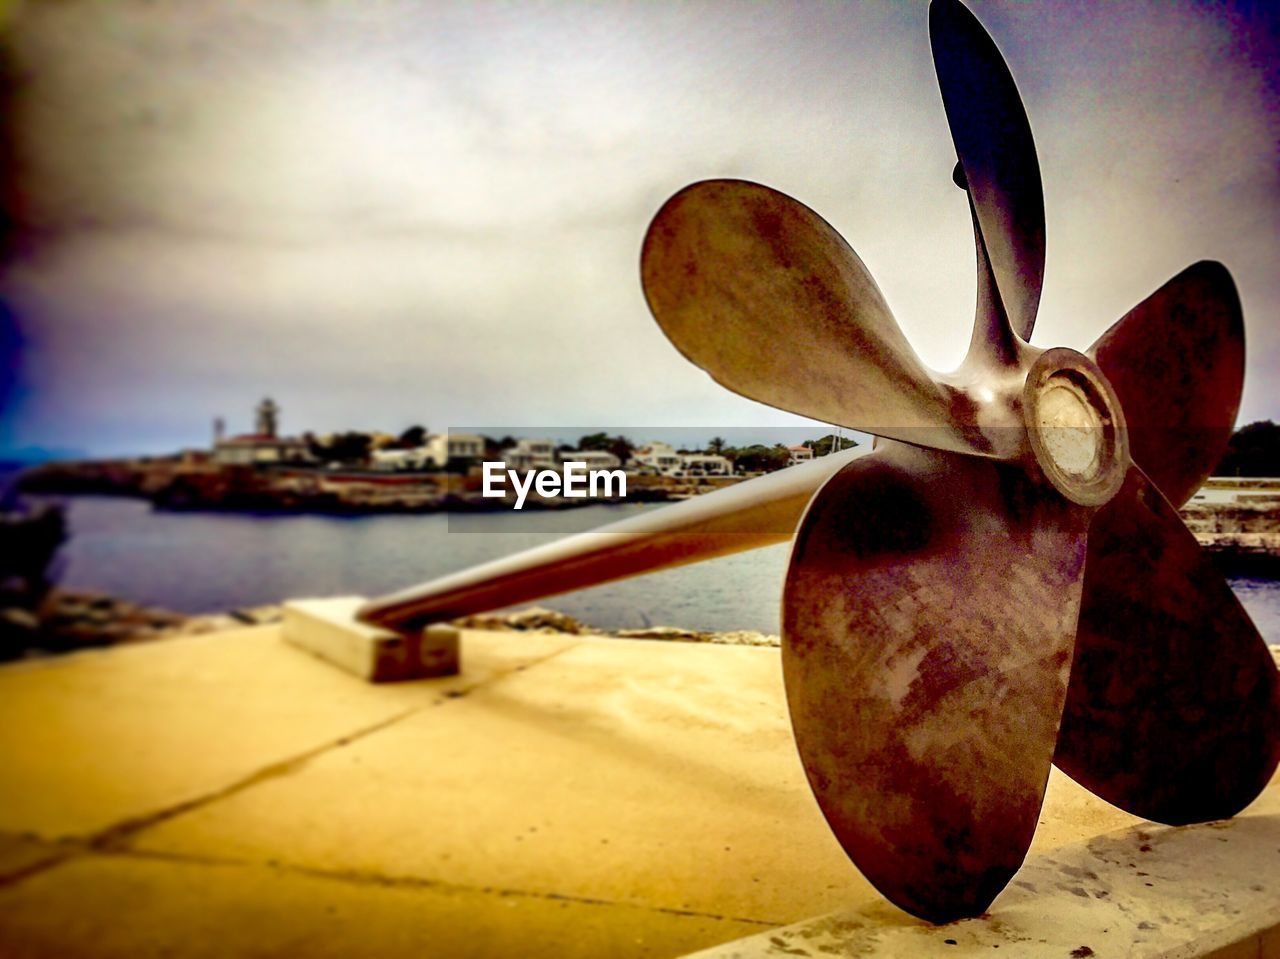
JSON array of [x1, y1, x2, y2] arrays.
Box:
[[0, 854, 766, 959], [131, 634, 1156, 926], [1, 625, 1276, 958], [134, 637, 872, 924], [0, 625, 578, 838]]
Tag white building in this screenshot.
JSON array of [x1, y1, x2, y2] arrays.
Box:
[[502, 438, 557, 471], [630, 441, 684, 475], [557, 449, 622, 471], [630, 442, 731, 477], [370, 447, 434, 471], [680, 454, 733, 476], [787, 445, 814, 466], [424, 432, 486, 468], [369, 433, 485, 471]]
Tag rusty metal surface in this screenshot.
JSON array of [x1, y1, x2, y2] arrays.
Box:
[[931, 0, 1044, 346], [640, 179, 1025, 460], [1087, 261, 1245, 508], [1055, 466, 1280, 825], [782, 441, 1091, 922]]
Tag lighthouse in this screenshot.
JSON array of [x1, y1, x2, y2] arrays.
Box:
[[255, 397, 279, 439]]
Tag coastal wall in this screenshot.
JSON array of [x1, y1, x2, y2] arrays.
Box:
[[17, 459, 736, 513]]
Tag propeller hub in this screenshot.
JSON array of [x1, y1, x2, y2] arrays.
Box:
[[1023, 348, 1129, 506]]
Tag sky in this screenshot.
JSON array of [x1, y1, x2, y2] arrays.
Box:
[[1, 0, 1277, 458]]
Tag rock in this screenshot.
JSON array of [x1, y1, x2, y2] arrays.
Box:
[[449, 613, 515, 633], [0, 607, 42, 660], [708, 630, 780, 647], [502, 606, 590, 634], [178, 615, 243, 635], [615, 626, 710, 642], [451, 607, 605, 636], [230, 605, 284, 626], [450, 607, 779, 646], [1, 607, 40, 632]]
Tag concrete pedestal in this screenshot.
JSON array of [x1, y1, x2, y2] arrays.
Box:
[[282, 596, 459, 682]]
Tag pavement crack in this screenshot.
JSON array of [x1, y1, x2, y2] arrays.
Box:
[[1, 639, 593, 894], [105, 846, 778, 927], [88, 640, 581, 853], [87, 705, 423, 853]]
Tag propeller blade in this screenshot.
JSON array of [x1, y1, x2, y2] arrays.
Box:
[[641, 179, 1020, 459], [781, 440, 1091, 921], [931, 0, 1045, 345], [1054, 466, 1280, 825], [1087, 261, 1245, 508]]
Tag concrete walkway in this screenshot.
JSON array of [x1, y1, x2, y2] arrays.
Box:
[[0, 626, 1276, 957]]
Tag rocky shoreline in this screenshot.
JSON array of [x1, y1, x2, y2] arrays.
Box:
[[1181, 497, 1280, 576], [1, 594, 778, 661], [0, 589, 280, 660], [10, 593, 1280, 668], [451, 606, 780, 647]]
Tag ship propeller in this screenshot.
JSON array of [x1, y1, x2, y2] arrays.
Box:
[[361, 0, 1279, 922], [638, 0, 1278, 922]]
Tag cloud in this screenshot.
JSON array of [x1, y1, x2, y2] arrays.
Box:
[[2, 0, 1277, 455]]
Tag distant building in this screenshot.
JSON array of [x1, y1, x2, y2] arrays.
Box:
[[502, 438, 557, 471], [255, 398, 279, 438], [680, 453, 732, 476], [214, 397, 313, 466], [630, 441, 684, 475], [425, 432, 486, 468], [630, 442, 731, 477], [557, 449, 622, 471], [787, 445, 814, 466], [370, 447, 433, 471], [365, 433, 486, 471]]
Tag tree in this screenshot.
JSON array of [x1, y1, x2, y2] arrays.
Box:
[[578, 432, 634, 463], [707, 436, 726, 455], [398, 425, 427, 449], [318, 432, 372, 465], [608, 435, 635, 464], [726, 444, 789, 473], [805, 433, 860, 457], [1216, 421, 1280, 477]]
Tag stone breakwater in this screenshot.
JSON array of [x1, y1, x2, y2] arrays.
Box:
[[1, 596, 778, 661], [0, 590, 281, 661], [1181, 493, 1280, 576], [451, 606, 780, 647]]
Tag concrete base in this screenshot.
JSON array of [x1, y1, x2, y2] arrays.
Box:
[[687, 791, 1280, 958], [281, 596, 459, 682]]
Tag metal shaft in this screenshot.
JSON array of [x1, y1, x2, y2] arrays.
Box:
[[357, 447, 864, 634]]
